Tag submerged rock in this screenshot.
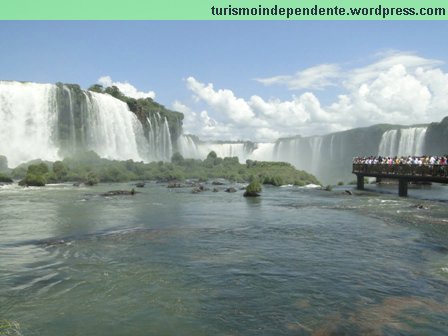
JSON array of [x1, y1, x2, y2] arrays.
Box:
[[101, 189, 137, 197], [135, 182, 145, 188], [191, 184, 209, 193], [167, 181, 184, 188]]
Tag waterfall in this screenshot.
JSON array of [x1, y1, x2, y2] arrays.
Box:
[[0, 81, 150, 167], [378, 127, 427, 157], [177, 135, 201, 159], [62, 86, 77, 151], [80, 92, 145, 162], [378, 130, 398, 157], [145, 113, 173, 161], [310, 137, 323, 173], [200, 143, 251, 161], [0, 81, 60, 167], [397, 127, 427, 156], [329, 135, 335, 160], [249, 143, 275, 161]]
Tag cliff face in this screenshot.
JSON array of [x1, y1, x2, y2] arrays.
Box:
[[425, 116, 448, 155]]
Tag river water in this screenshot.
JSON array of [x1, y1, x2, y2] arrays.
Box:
[[1, 182, 448, 335]]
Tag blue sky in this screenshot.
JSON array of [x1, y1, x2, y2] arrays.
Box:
[[1, 21, 448, 141]]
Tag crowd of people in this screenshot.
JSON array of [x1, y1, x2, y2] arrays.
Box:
[[353, 155, 447, 166]]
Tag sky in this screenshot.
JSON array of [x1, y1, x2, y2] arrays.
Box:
[[1, 21, 448, 142]]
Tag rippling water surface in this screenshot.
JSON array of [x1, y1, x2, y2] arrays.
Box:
[[1, 182, 448, 335]]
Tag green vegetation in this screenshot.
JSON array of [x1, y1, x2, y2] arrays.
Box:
[[244, 180, 262, 197], [11, 151, 320, 187], [0, 172, 13, 183], [18, 162, 49, 186], [0, 319, 21, 336]]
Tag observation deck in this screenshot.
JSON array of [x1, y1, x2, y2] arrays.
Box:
[[352, 163, 448, 197]]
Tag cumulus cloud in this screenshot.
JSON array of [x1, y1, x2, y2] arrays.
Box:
[[186, 77, 255, 123], [98, 76, 156, 99], [177, 51, 448, 142]]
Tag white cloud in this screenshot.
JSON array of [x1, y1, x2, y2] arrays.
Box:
[[98, 76, 156, 99], [256, 64, 341, 90], [344, 52, 442, 90], [177, 51, 448, 142], [186, 77, 254, 123]]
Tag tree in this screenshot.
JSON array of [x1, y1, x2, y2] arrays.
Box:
[[52, 161, 68, 181], [171, 152, 185, 165], [88, 84, 104, 93], [18, 163, 49, 186], [206, 151, 217, 160]]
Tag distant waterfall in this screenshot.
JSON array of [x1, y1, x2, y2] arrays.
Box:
[[378, 127, 427, 157], [397, 127, 427, 156], [249, 143, 275, 161], [177, 138, 256, 162], [177, 135, 201, 159], [378, 130, 398, 157], [146, 113, 173, 161], [310, 137, 323, 172]]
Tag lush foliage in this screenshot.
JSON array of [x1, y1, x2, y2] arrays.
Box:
[[11, 151, 320, 187], [244, 180, 262, 197], [18, 162, 49, 186], [0, 172, 13, 183]]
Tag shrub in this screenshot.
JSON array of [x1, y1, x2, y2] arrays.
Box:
[[244, 180, 262, 197]]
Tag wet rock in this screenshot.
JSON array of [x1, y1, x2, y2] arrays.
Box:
[[135, 182, 145, 188], [101, 189, 137, 196], [414, 204, 429, 210], [167, 181, 184, 188], [225, 187, 237, 193]]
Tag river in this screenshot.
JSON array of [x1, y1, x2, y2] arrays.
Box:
[[1, 182, 448, 335]]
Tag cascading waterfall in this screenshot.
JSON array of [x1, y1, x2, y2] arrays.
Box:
[[378, 130, 398, 157], [199, 143, 251, 161], [63, 86, 77, 151], [329, 135, 335, 160], [177, 135, 201, 159], [145, 113, 173, 161], [177, 138, 256, 162], [86, 92, 144, 161], [249, 143, 275, 161], [0, 81, 60, 167], [2, 81, 442, 184], [378, 127, 427, 157], [397, 127, 427, 156], [310, 137, 323, 173], [0, 81, 149, 167]]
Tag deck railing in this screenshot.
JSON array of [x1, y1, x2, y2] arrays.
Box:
[[352, 163, 447, 178]]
